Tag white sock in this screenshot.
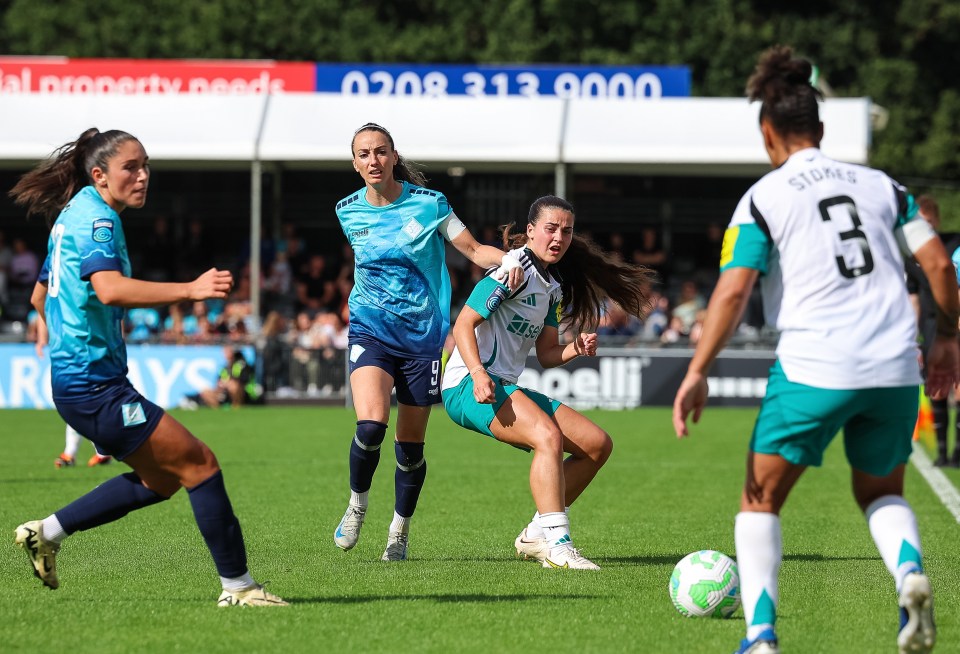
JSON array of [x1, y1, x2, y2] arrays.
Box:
[[537, 511, 571, 549], [389, 511, 410, 535], [527, 507, 569, 540], [349, 490, 368, 508], [735, 512, 781, 640], [526, 512, 546, 539], [64, 425, 82, 458], [41, 514, 67, 544], [220, 571, 256, 591], [865, 495, 923, 592]]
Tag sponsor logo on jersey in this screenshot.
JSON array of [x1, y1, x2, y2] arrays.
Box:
[[521, 295, 537, 307], [486, 285, 507, 312], [92, 218, 115, 243], [350, 228, 369, 239]]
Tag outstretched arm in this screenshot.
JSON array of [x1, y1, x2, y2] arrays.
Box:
[[90, 268, 234, 308], [672, 267, 759, 438], [449, 228, 523, 289], [535, 326, 597, 368]]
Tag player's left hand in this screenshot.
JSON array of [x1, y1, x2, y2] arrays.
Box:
[[576, 332, 598, 357], [672, 371, 708, 438], [492, 253, 523, 291]]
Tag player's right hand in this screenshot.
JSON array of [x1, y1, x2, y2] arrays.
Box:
[[672, 371, 708, 438], [472, 371, 496, 404], [190, 268, 234, 300]]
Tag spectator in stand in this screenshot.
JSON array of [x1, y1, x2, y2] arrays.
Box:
[[140, 215, 176, 282], [198, 348, 260, 408], [642, 292, 671, 340], [632, 226, 668, 287], [607, 231, 628, 262], [263, 251, 295, 317], [597, 299, 641, 339], [178, 216, 211, 281], [693, 221, 726, 288], [671, 280, 705, 334], [10, 237, 40, 289], [296, 254, 339, 315], [0, 230, 12, 307]]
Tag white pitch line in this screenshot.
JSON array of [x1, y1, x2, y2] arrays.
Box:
[[911, 442, 960, 523]]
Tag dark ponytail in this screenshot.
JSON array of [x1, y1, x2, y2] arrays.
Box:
[[503, 195, 658, 332], [9, 127, 140, 223], [746, 45, 822, 140]]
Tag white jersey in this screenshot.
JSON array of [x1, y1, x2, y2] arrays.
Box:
[[442, 247, 562, 390], [723, 147, 923, 389]]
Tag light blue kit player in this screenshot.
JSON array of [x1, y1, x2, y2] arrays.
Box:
[[11, 128, 285, 606], [332, 123, 522, 561]]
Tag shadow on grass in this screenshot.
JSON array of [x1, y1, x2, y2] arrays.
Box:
[[291, 593, 603, 605], [603, 553, 877, 565]]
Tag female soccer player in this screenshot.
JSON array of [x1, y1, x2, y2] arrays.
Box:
[[10, 128, 286, 607], [333, 123, 522, 561], [672, 46, 957, 654], [441, 196, 655, 569]]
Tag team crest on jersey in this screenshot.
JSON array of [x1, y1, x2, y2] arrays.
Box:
[[486, 285, 508, 312], [92, 218, 115, 243]]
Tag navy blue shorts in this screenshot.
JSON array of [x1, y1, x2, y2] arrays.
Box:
[[347, 338, 442, 406], [55, 381, 165, 460]]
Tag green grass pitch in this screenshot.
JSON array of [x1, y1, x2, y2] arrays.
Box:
[[1, 407, 958, 653]]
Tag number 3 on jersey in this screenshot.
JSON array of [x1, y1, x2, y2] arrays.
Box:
[[819, 195, 874, 279]]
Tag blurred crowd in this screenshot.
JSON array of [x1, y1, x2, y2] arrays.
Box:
[[4, 218, 770, 363]]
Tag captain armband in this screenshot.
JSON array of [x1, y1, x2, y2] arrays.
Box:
[[439, 212, 467, 241]]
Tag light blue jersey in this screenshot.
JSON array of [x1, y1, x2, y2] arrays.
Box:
[[336, 181, 453, 359], [952, 246, 960, 283], [38, 186, 131, 399]]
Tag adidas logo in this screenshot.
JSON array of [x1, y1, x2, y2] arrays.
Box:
[[555, 534, 572, 545], [521, 295, 537, 307]]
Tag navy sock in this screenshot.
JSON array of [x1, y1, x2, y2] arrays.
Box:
[[394, 441, 427, 518], [55, 472, 166, 534], [350, 420, 387, 493], [187, 470, 248, 579]]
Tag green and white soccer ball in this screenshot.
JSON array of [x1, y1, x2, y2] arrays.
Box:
[[669, 550, 741, 618]]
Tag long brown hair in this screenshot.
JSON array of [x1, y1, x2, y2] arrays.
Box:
[[9, 127, 140, 223], [502, 195, 657, 331], [350, 122, 427, 187], [746, 45, 822, 140]]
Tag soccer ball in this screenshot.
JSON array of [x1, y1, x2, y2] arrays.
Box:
[[669, 550, 741, 618]]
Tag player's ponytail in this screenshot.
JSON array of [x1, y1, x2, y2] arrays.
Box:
[[503, 196, 657, 332], [746, 45, 822, 140], [9, 127, 140, 223]]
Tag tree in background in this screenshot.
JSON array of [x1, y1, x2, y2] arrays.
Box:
[[1, 0, 958, 222]]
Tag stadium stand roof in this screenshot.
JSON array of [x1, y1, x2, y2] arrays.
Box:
[[0, 94, 870, 174]]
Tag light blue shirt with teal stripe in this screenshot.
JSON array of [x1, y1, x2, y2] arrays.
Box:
[[39, 186, 131, 399], [336, 181, 453, 359]]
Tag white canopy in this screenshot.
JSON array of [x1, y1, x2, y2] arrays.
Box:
[[0, 93, 870, 172]]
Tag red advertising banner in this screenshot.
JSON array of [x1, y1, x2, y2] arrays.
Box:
[[0, 56, 315, 94]]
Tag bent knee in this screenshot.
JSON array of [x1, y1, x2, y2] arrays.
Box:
[[530, 426, 565, 455]]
